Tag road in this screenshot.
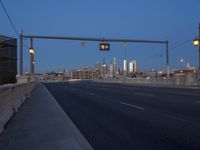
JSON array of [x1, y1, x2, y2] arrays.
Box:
[[45, 81, 200, 150]]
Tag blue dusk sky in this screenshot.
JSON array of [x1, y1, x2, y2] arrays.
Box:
[[1, 0, 200, 73]]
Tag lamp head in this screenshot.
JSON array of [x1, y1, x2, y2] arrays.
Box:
[[193, 38, 199, 47], [29, 48, 34, 55]]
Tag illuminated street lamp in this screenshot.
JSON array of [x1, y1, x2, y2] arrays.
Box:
[[193, 38, 199, 47], [193, 23, 200, 70], [29, 47, 34, 55], [29, 38, 34, 75]]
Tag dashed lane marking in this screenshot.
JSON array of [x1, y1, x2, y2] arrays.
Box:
[[133, 92, 154, 97], [120, 102, 145, 111], [85, 92, 95, 96]]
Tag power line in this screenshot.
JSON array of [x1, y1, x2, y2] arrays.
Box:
[[0, 0, 19, 37], [171, 39, 192, 50]]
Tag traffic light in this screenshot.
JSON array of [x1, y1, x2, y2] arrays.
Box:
[[99, 43, 110, 51]]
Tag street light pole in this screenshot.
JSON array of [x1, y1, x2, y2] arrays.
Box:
[[166, 41, 170, 77], [193, 23, 200, 71], [199, 23, 200, 69], [29, 38, 34, 76], [20, 31, 23, 76]]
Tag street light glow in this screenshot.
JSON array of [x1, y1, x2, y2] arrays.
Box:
[[102, 64, 106, 67], [180, 59, 184, 63], [29, 48, 34, 55], [193, 38, 199, 47]]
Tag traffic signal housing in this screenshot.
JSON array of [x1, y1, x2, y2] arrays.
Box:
[[100, 43, 110, 51]]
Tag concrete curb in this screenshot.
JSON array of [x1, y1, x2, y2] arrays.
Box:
[[42, 83, 94, 150]]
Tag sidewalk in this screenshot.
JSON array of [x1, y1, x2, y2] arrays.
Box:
[[0, 83, 93, 150]]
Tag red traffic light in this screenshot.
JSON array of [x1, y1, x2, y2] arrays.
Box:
[[100, 43, 110, 51]]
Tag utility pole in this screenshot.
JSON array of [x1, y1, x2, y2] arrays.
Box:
[[20, 31, 23, 76], [166, 41, 170, 77]]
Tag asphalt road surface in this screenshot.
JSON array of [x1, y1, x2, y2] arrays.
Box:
[[45, 81, 200, 150]]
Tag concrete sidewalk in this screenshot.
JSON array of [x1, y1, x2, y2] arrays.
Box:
[[0, 83, 93, 150]]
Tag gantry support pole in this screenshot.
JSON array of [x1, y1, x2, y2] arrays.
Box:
[[20, 31, 23, 76]]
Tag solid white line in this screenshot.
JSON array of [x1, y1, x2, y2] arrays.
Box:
[[133, 92, 154, 97], [85, 92, 95, 96], [99, 88, 108, 90], [120, 102, 145, 110]]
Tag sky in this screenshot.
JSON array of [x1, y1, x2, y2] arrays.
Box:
[[0, 0, 200, 73]]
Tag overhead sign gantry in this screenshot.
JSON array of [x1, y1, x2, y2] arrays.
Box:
[[19, 33, 170, 77]]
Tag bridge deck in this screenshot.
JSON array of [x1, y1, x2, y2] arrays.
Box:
[[0, 83, 93, 150]]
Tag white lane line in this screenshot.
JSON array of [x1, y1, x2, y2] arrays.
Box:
[[120, 102, 145, 111], [160, 113, 200, 127], [99, 88, 108, 90], [133, 92, 154, 97], [85, 92, 95, 96], [67, 88, 77, 91]]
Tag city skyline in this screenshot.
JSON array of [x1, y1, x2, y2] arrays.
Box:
[[1, 0, 200, 73]]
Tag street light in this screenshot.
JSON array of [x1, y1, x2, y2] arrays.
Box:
[[193, 38, 199, 47], [29, 48, 34, 55], [29, 38, 34, 75], [193, 23, 200, 69], [180, 58, 184, 63]]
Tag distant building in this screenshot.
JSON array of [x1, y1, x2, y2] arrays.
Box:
[[71, 67, 95, 79], [101, 63, 107, 77], [123, 59, 128, 74], [113, 57, 117, 75], [94, 62, 101, 77], [109, 63, 114, 77], [129, 60, 136, 73]]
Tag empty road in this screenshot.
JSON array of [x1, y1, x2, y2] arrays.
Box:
[[45, 81, 200, 150]]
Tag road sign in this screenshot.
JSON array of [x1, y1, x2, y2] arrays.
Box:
[[100, 43, 110, 51]]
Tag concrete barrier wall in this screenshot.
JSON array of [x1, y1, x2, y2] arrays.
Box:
[[95, 73, 200, 86], [0, 82, 37, 134], [95, 78, 176, 86]]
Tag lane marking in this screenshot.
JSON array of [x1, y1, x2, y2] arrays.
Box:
[[196, 101, 200, 104], [99, 88, 109, 90], [85, 92, 95, 96], [133, 92, 154, 97], [67, 88, 77, 91], [160, 113, 200, 127], [120, 102, 145, 111]]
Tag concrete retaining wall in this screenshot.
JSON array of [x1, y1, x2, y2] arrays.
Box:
[[95, 76, 200, 87], [0, 82, 37, 134], [95, 78, 175, 85]]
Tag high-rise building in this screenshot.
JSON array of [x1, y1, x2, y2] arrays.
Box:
[[109, 63, 114, 77], [123, 59, 128, 74], [101, 63, 107, 76], [94, 62, 100, 77], [129, 60, 137, 73], [113, 57, 117, 75]]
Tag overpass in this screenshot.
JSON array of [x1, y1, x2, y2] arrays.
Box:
[[0, 79, 200, 150]]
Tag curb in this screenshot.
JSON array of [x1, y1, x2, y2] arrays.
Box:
[[41, 83, 94, 150]]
